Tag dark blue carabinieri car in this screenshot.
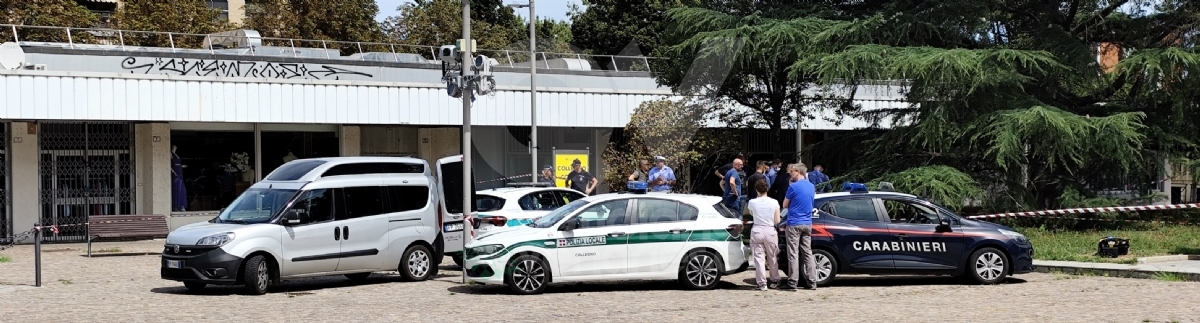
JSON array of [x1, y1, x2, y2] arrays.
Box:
[[777, 184, 1035, 286]]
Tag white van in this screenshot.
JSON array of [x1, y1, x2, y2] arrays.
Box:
[[161, 157, 445, 295]]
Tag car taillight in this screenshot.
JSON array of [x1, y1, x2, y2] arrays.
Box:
[[726, 224, 744, 238], [488, 216, 508, 227]]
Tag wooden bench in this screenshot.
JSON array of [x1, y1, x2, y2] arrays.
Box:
[[86, 215, 170, 257]]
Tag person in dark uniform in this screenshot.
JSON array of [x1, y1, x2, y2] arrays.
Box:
[[565, 159, 598, 195], [767, 161, 792, 208], [537, 165, 556, 184]]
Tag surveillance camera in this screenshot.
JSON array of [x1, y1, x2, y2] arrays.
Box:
[[438, 45, 460, 64], [473, 55, 492, 74]]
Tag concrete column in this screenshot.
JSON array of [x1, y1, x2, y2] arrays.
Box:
[[10, 122, 39, 243], [340, 125, 361, 157], [134, 123, 171, 216]]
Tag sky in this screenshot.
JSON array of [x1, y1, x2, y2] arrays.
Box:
[[374, 0, 582, 22]]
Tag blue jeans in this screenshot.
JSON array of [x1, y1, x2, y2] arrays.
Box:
[[722, 194, 741, 214]]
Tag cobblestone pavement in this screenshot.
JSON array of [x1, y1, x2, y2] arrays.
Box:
[[2, 240, 1198, 322]]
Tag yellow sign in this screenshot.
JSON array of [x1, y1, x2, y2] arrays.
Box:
[[554, 151, 590, 189]]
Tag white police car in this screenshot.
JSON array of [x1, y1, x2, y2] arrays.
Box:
[[472, 183, 587, 236], [463, 182, 749, 294]]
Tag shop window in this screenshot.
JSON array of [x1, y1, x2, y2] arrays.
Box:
[[170, 130, 256, 212], [260, 131, 339, 180]]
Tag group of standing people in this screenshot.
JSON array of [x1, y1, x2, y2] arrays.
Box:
[[627, 156, 678, 192], [715, 154, 831, 291]]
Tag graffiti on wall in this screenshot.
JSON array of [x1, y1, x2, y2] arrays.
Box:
[[120, 57, 374, 80]]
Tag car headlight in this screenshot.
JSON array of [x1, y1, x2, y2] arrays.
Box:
[[998, 229, 1030, 245], [466, 244, 504, 259], [196, 232, 236, 247]]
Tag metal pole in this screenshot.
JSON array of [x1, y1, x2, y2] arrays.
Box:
[[460, 0, 473, 285], [66, 28, 73, 48], [34, 225, 41, 287], [530, 0, 538, 183], [168, 33, 176, 53], [254, 123, 262, 181], [11, 25, 18, 43]]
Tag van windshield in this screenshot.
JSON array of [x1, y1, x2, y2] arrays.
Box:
[[216, 188, 299, 224], [529, 199, 589, 228]]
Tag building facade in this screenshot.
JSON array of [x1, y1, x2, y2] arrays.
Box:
[[0, 26, 906, 243]]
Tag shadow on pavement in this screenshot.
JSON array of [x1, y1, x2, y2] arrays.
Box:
[[150, 273, 415, 296], [446, 280, 745, 295], [78, 252, 159, 258], [736, 275, 1028, 287]]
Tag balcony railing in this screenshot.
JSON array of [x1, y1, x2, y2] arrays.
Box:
[[0, 24, 657, 73]]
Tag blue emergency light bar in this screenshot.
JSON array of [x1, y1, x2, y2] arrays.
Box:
[[627, 181, 648, 194], [841, 182, 869, 193]]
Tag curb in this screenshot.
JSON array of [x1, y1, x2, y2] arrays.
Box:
[[1034, 264, 1200, 282], [1137, 255, 1200, 264]]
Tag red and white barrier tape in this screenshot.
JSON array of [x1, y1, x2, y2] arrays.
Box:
[[475, 173, 534, 184], [967, 203, 1200, 219]]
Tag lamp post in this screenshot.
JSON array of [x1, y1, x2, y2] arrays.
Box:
[[508, 0, 537, 183]]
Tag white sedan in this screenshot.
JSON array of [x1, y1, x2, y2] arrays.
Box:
[[471, 185, 587, 235], [463, 192, 750, 295]]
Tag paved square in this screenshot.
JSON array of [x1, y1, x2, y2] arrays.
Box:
[[1, 240, 1198, 322]]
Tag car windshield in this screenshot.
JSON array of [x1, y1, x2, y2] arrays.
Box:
[[215, 188, 299, 224], [529, 199, 589, 228]]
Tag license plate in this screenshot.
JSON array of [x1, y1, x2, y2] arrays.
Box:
[[166, 260, 182, 269], [444, 223, 464, 232]]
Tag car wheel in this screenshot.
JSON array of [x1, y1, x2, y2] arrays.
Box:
[[451, 254, 464, 268], [967, 247, 1009, 284], [813, 249, 838, 287], [344, 272, 371, 281], [506, 254, 550, 295], [398, 245, 437, 282], [679, 250, 721, 290], [183, 282, 206, 292], [241, 255, 271, 295]]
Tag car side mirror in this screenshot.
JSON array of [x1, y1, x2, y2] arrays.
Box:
[[284, 209, 303, 225], [936, 219, 952, 232], [560, 218, 580, 231]]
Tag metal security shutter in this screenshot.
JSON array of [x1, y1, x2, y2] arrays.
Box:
[[38, 122, 136, 242]]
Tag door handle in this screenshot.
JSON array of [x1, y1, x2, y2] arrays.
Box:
[[343, 226, 349, 240], [896, 233, 907, 241], [607, 232, 626, 237], [334, 227, 341, 241], [668, 229, 689, 234]]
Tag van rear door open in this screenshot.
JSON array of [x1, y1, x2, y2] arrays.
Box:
[[435, 155, 478, 260]]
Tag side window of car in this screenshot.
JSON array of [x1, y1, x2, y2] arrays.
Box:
[[339, 186, 385, 220], [518, 191, 561, 211], [826, 198, 880, 222], [574, 199, 629, 228], [635, 199, 682, 224], [290, 189, 336, 224], [557, 191, 585, 205], [384, 185, 429, 213], [882, 199, 940, 224]]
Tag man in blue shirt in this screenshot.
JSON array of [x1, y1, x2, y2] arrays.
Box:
[[722, 158, 745, 214], [766, 159, 782, 187], [781, 163, 816, 290], [808, 164, 831, 193], [647, 156, 676, 192]]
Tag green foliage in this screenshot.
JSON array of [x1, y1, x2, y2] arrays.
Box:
[[657, 4, 856, 156], [602, 98, 730, 192], [570, 0, 696, 69], [381, 0, 514, 54], [0, 255, 10, 263], [974, 106, 1145, 173], [115, 0, 233, 48], [244, 0, 386, 53], [867, 166, 982, 212], [0, 0, 98, 43]]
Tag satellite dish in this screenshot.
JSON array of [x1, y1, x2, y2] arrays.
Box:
[[0, 42, 26, 70]]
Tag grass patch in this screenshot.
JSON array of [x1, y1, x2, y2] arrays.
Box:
[[95, 248, 121, 253], [0, 255, 10, 263], [1018, 225, 1200, 264], [1153, 272, 1187, 282]]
